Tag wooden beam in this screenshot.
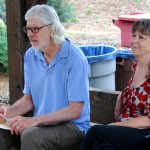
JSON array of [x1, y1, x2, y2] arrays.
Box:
[[6, 0, 25, 104], [6, 0, 47, 105], [90, 88, 121, 124]]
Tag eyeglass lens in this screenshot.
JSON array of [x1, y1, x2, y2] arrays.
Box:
[[23, 27, 39, 33], [23, 24, 52, 33]]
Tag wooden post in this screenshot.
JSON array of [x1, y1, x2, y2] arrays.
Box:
[[6, 0, 47, 105]]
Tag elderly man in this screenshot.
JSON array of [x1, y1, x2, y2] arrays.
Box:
[[0, 4, 90, 150]]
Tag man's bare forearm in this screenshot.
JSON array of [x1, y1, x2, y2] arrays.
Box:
[[34, 102, 83, 126], [5, 94, 34, 118]]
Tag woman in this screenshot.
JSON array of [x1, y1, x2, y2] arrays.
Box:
[[79, 18, 150, 150]]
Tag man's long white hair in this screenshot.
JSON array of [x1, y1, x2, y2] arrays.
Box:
[[25, 4, 66, 45]]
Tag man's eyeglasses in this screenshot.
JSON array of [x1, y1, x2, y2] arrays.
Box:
[[23, 23, 52, 33]]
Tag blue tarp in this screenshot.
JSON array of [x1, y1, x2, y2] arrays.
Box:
[[80, 45, 117, 64]]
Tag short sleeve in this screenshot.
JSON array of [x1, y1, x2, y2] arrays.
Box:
[[23, 54, 31, 95], [67, 55, 89, 102]]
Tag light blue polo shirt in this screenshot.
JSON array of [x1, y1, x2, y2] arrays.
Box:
[[23, 38, 90, 133]]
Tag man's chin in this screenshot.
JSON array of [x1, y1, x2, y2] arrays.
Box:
[[32, 46, 40, 51]]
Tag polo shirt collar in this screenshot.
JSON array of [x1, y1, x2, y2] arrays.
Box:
[[34, 49, 44, 61], [33, 38, 71, 68]]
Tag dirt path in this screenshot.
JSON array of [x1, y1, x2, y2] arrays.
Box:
[[0, 73, 9, 106], [66, 0, 150, 46]]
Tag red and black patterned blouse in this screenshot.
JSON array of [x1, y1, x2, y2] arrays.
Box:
[[118, 60, 150, 122]]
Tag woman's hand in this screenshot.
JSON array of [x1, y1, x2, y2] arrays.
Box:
[[114, 94, 122, 121]]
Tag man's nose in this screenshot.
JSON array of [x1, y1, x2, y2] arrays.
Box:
[[27, 29, 34, 37]]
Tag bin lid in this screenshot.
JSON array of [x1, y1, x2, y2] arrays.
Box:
[[118, 13, 150, 22]]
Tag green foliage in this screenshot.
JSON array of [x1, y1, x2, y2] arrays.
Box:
[[0, 22, 8, 72], [47, 0, 76, 22], [133, 0, 140, 2], [85, 8, 93, 14]]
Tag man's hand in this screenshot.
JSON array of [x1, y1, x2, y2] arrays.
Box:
[[9, 116, 37, 135]]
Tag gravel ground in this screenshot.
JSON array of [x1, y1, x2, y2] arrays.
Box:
[[0, 73, 9, 106], [66, 0, 150, 47], [0, 0, 150, 106]]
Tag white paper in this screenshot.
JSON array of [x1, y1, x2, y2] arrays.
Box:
[[0, 122, 10, 130]]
